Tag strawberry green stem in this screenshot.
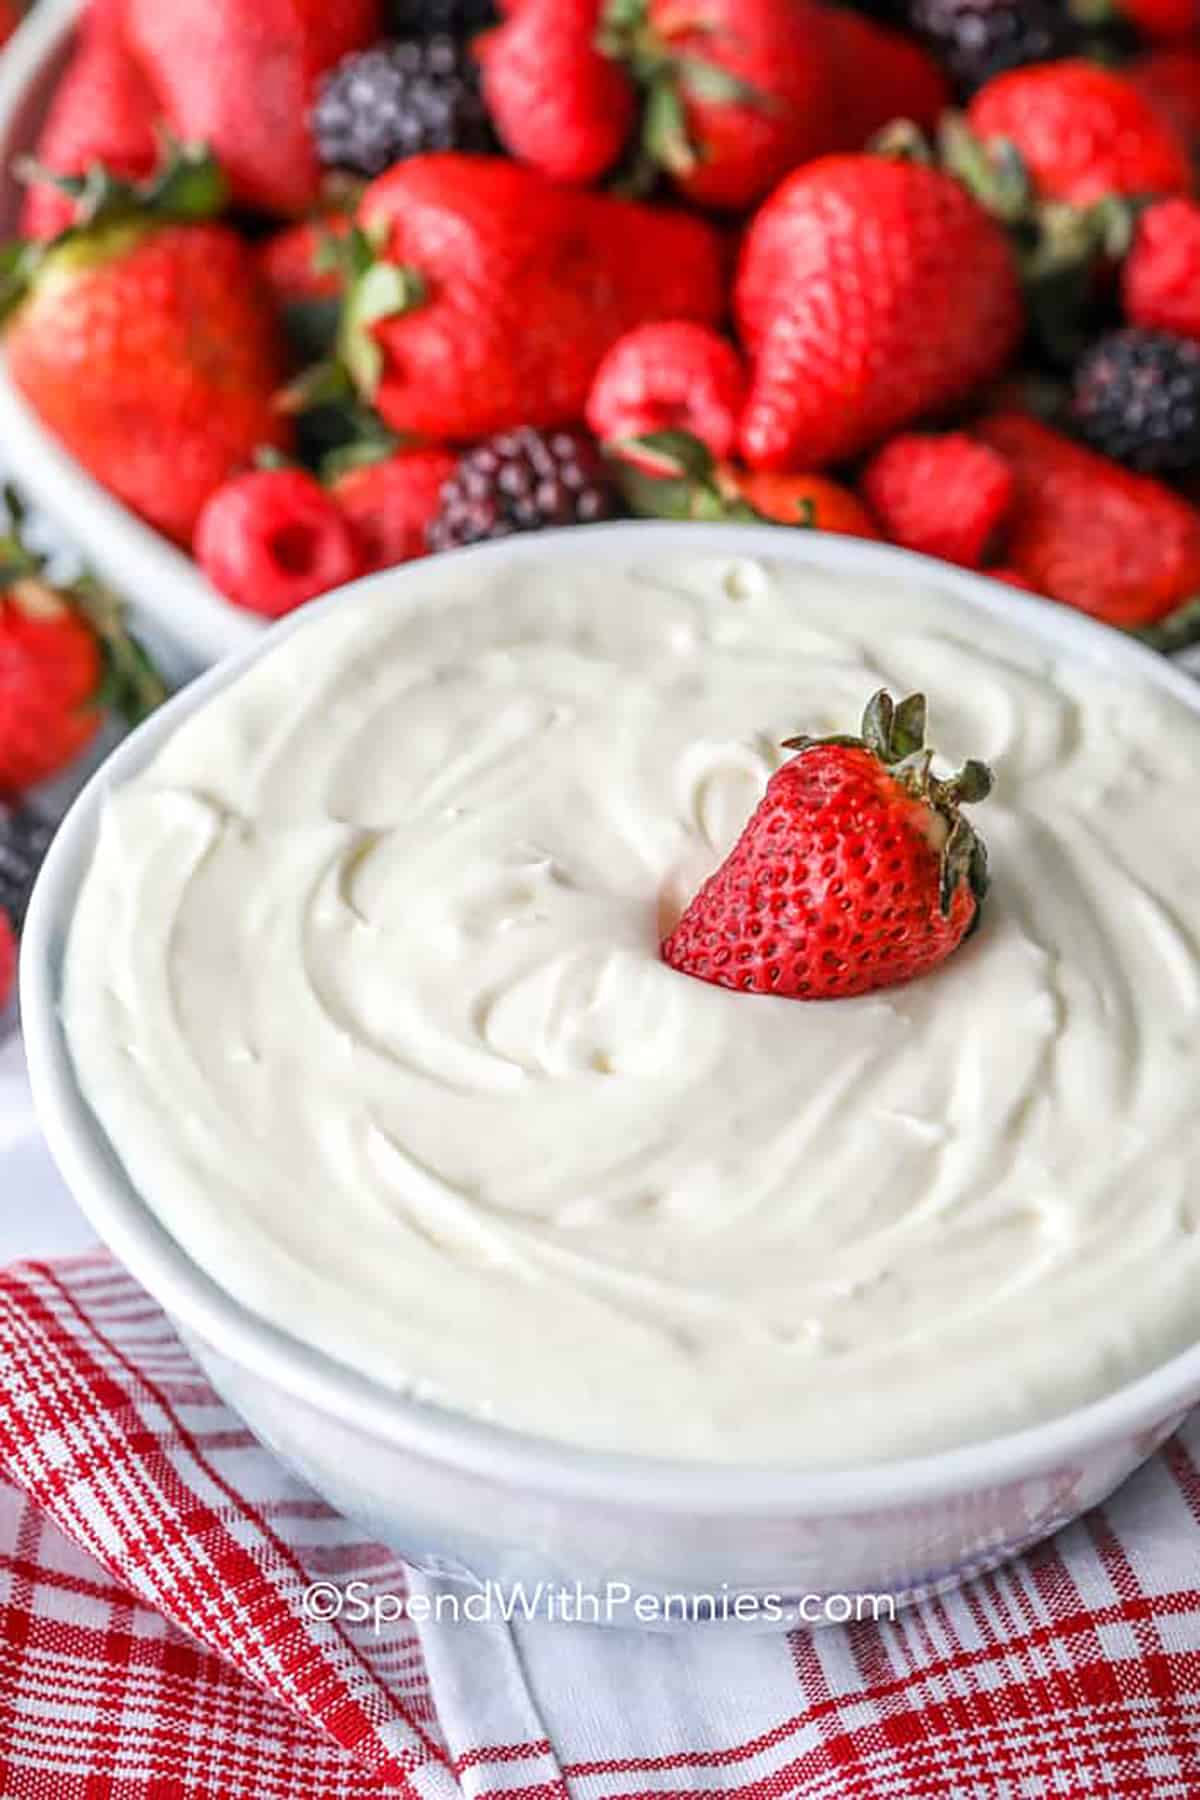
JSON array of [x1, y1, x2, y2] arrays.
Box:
[[0, 140, 229, 320], [599, 0, 765, 181], [784, 688, 992, 917]]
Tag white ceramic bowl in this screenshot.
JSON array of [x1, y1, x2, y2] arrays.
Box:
[[20, 523, 1200, 1626], [0, 0, 262, 672]]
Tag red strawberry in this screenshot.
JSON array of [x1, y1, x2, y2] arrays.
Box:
[[735, 155, 1022, 471], [477, 0, 636, 184], [259, 214, 349, 308], [1128, 48, 1200, 153], [861, 432, 1014, 569], [20, 8, 160, 242], [259, 213, 350, 360], [732, 468, 880, 537], [347, 155, 725, 441], [0, 582, 101, 794], [823, 9, 950, 151], [124, 0, 381, 215], [972, 412, 1200, 627], [331, 448, 456, 570], [606, 0, 840, 211], [966, 62, 1192, 206], [587, 322, 746, 463], [3, 155, 292, 546], [195, 467, 365, 616], [0, 908, 13, 1014], [1122, 198, 1200, 343], [610, 427, 881, 536], [0, 502, 164, 796], [663, 688, 991, 1001]]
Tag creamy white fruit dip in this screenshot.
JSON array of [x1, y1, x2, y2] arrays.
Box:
[[63, 543, 1200, 1465]]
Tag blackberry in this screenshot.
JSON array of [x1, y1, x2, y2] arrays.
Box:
[[0, 805, 54, 936], [313, 37, 493, 177], [1071, 330, 1200, 475], [388, 0, 497, 35], [427, 429, 618, 552], [908, 0, 1077, 95]]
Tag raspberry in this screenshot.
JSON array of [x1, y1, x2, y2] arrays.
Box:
[[861, 433, 1014, 569], [1122, 199, 1200, 345], [194, 470, 366, 618], [313, 38, 493, 176], [426, 428, 617, 551], [586, 323, 747, 464], [0, 804, 55, 935], [909, 0, 1077, 96], [1071, 329, 1200, 474], [332, 448, 457, 570]]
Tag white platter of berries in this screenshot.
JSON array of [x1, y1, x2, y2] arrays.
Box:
[[2, 0, 1200, 693]]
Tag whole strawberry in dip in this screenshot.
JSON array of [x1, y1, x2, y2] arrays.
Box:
[[663, 691, 991, 1000]]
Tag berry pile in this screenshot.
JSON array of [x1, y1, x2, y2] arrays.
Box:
[[0, 0, 1196, 822]]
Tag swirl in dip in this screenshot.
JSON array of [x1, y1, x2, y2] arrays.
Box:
[[63, 543, 1200, 1466]]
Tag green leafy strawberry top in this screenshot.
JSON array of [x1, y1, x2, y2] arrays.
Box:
[[783, 689, 993, 917]]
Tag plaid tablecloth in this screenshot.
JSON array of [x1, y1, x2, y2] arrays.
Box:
[[1, 1252, 1199, 1798]]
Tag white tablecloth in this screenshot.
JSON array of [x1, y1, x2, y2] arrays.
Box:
[[0, 1019, 96, 1261]]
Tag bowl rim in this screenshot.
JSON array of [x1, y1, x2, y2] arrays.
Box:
[[21, 520, 1200, 1514]]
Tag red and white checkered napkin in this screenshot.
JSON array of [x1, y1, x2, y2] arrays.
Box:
[[2, 1255, 1200, 1800]]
